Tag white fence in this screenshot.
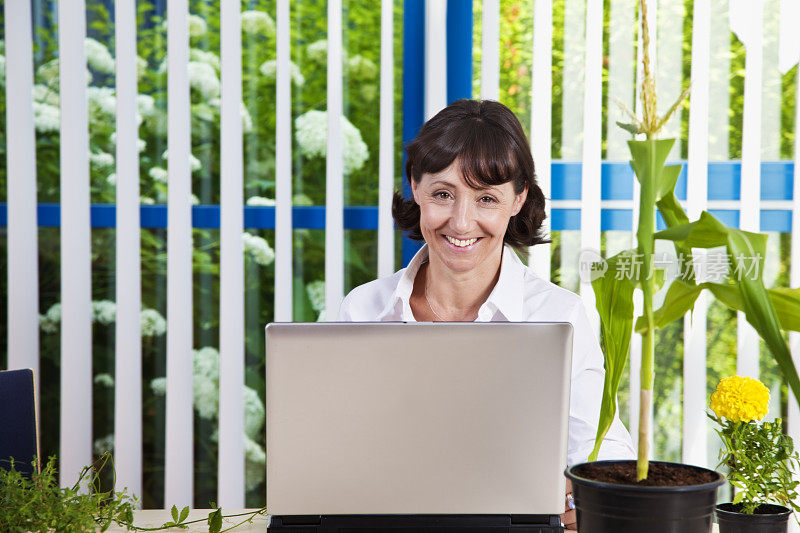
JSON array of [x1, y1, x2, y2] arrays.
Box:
[[3, 0, 800, 510]]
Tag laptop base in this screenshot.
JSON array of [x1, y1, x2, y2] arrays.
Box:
[[268, 514, 564, 532]]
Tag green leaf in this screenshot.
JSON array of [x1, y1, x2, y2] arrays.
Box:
[[726, 229, 800, 410], [616, 121, 641, 135], [635, 279, 703, 333], [179, 505, 190, 523], [657, 165, 683, 201], [171, 504, 179, 523], [589, 251, 637, 461], [208, 508, 223, 533], [654, 211, 730, 249]]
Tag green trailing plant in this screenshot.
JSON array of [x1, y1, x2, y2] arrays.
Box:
[[0, 454, 267, 532], [589, 0, 800, 481]]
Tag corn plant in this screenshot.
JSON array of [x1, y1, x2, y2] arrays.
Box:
[[589, 0, 800, 480]]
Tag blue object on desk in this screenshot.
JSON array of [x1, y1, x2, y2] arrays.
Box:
[[0, 369, 39, 476]]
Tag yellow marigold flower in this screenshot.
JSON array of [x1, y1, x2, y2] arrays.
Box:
[[710, 376, 770, 422]]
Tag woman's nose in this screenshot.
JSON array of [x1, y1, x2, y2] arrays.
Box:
[[450, 198, 472, 233]]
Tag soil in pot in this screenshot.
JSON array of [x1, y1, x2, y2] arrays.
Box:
[[565, 460, 725, 533], [716, 502, 792, 533]]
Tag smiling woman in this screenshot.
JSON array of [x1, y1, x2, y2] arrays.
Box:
[[337, 99, 635, 530]]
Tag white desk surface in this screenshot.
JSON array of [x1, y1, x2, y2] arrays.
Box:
[[104, 509, 722, 532]]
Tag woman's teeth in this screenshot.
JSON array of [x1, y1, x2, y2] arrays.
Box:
[[446, 236, 478, 247]]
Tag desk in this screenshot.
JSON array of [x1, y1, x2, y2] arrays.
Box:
[[104, 510, 722, 532]]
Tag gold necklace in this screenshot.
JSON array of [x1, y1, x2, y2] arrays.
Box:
[[424, 284, 446, 321]]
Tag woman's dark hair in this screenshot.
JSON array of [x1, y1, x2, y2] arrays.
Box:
[[392, 99, 548, 252]]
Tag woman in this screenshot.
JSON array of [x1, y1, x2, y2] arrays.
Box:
[[338, 99, 634, 529]]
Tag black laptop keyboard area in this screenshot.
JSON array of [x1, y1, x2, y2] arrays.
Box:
[[268, 515, 564, 532]]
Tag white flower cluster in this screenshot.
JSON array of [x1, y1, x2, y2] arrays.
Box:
[[346, 55, 378, 80], [92, 300, 117, 325], [258, 59, 305, 87], [161, 150, 202, 172], [87, 87, 118, 125], [141, 308, 167, 337], [148, 345, 268, 490], [306, 280, 325, 313], [206, 99, 254, 133], [138, 94, 157, 120], [149, 167, 168, 183], [33, 84, 59, 106], [190, 48, 220, 72], [85, 38, 115, 74], [110, 132, 147, 153], [306, 40, 327, 63], [189, 61, 220, 100], [294, 110, 369, 174], [0, 55, 6, 86], [94, 373, 115, 387], [106, 173, 117, 186], [241, 11, 276, 37], [188, 14, 208, 38], [90, 151, 115, 172], [244, 435, 266, 491], [245, 196, 276, 206], [242, 232, 275, 266], [137, 56, 148, 80], [39, 303, 62, 333], [140, 196, 155, 205], [93, 434, 115, 455], [32, 101, 61, 133]]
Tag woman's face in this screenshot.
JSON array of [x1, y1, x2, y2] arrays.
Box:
[[411, 160, 527, 275]]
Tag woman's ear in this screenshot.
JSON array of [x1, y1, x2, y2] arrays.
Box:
[[410, 176, 421, 205], [511, 185, 528, 216]]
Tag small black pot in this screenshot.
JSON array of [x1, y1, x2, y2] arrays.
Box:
[[565, 460, 725, 533], [715, 503, 792, 533]]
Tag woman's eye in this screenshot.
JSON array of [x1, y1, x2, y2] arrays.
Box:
[[434, 191, 451, 200], [479, 196, 497, 204]]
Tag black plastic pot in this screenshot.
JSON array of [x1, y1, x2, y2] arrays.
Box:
[[716, 503, 792, 533], [565, 460, 725, 533]]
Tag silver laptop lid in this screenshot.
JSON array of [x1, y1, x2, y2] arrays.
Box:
[[265, 322, 573, 516]]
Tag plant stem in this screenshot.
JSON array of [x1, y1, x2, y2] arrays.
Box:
[[636, 138, 658, 480]]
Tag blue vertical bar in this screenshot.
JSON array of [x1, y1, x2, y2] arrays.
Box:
[[446, 0, 472, 103], [402, 0, 426, 266]]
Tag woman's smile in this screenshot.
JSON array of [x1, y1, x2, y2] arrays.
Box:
[[444, 235, 481, 249]]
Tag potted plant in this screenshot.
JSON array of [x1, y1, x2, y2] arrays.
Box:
[[709, 376, 799, 533], [565, 0, 800, 531]]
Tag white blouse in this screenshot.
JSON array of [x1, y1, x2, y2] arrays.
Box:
[[338, 244, 636, 466]]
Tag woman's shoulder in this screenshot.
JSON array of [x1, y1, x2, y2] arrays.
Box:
[[518, 265, 585, 320], [339, 269, 407, 321]]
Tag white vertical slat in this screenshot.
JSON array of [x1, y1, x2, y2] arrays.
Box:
[[734, 0, 763, 380], [325, 0, 345, 317], [113, 0, 143, 498], [274, 0, 293, 322], [529, 0, 552, 279], [655, 0, 684, 159], [561, 0, 585, 162], [164, 0, 194, 507], [788, 38, 800, 533], [4, 1, 40, 384], [709, 0, 731, 159], [480, 0, 499, 101], [377, 0, 395, 279], [218, 1, 245, 507], [579, 0, 603, 336], [682, 0, 711, 468], [58, 0, 93, 488], [424, 0, 447, 120], [605, 0, 637, 160]]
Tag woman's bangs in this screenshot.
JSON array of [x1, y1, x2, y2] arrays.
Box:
[[456, 124, 519, 190]]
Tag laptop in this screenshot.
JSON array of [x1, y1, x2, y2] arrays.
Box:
[[265, 322, 573, 532]]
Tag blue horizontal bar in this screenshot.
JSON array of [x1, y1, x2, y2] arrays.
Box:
[[0, 204, 791, 233], [0, 204, 380, 230], [550, 160, 793, 201]]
